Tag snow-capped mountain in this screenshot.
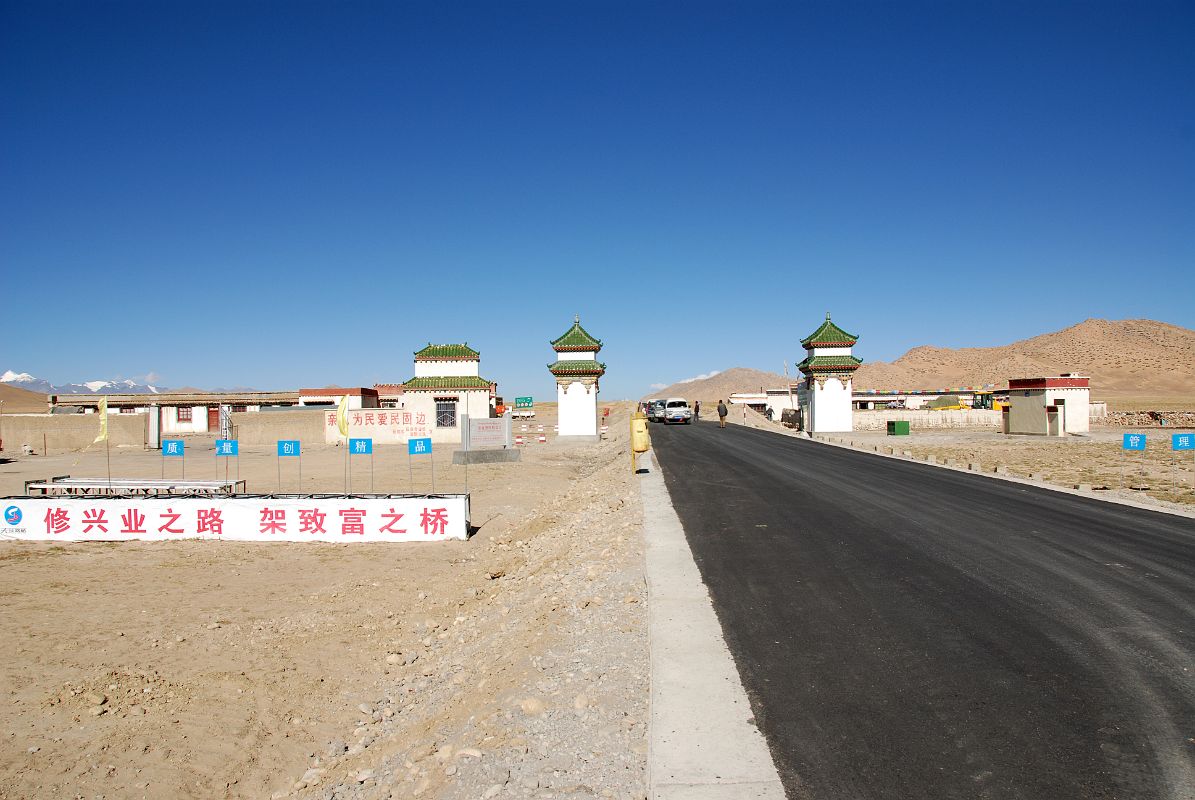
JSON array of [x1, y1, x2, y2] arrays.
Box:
[[1, 371, 164, 395]]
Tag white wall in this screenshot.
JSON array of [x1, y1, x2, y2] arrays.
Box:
[[162, 405, 209, 434], [854, 410, 1002, 430], [558, 381, 598, 436], [299, 393, 371, 409], [809, 346, 852, 357], [322, 389, 492, 445], [557, 350, 596, 362], [1045, 387, 1090, 434], [414, 359, 481, 378], [810, 378, 853, 433]]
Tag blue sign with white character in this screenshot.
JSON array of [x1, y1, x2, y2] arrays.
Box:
[[1122, 433, 1146, 451], [349, 438, 373, 455], [162, 440, 185, 456], [215, 439, 238, 456], [277, 440, 301, 457], [1173, 433, 1195, 451], [408, 437, 432, 455]]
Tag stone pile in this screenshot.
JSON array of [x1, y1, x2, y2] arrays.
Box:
[[1102, 411, 1195, 428]]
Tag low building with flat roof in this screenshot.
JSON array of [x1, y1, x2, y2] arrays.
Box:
[[1002, 374, 1090, 436]]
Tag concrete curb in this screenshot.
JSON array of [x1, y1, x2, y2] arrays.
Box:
[[804, 434, 1195, 521], [637, 450, 786, 800]]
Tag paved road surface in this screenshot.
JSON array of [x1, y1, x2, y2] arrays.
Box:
[[651, 422, 1195, 800]]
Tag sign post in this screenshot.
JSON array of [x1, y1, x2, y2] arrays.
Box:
[[215, 439, 238, 486], [277, 440, 301, 493], [162, 439, 185, 479], [1172, 432, 1193, 496], [408, 437, 433, 493], [1122, 433, 1146, 489], [349, 438, 373, 494]]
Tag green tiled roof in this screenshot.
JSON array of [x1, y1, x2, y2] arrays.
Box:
[[413, 343, 480, 360], [551, 317, 602, 351], [796, 355, 863, 372], [401, 376, 494, 390], [799, 314, 858, 347], [548, 359, 606, 376]]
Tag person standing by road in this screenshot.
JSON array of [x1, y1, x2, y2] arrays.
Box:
[[693, 400, 701, 422], [717, 400, 728, 429]]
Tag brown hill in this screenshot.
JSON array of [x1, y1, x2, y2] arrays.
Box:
[[644, 367, 791, 403], [854, 319, 1195, 398], [0, 384, 49, 413]]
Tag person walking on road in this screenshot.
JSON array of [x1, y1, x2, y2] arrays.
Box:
[[717, 400, 728, 429], [693, 400, 701, 422]]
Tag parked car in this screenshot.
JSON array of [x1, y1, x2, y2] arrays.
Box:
[[664, 398, 692, 424], [647, 399, 666, 423]]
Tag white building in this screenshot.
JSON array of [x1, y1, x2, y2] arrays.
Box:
[[549, 316, 606, 438], [398, 343, 496, 445], [795, 313, 862, 433], [1002, 375, 1091, 436]]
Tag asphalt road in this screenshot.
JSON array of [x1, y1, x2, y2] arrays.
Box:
[[651, 421, 1195, 800]]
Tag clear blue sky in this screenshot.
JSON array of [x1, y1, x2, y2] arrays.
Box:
[[3, 0, 1191, 399]]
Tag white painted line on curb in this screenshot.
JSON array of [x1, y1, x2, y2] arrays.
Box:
[[638, 449, 786, 800]]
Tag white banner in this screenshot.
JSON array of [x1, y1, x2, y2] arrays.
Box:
[[322, 409, 432, 444], [0, 496, 469, 542]]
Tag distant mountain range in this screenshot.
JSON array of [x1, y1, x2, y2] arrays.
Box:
[[643, 319, 1195, 402], [1, 371, 163, 395], [853, 318, 1195, 398]]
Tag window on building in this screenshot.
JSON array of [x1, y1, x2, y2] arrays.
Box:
[[435, 398, 457, 428], [120, 406, 136, 414], [177, 407, 193, 422], [232, 405, 247, 413]]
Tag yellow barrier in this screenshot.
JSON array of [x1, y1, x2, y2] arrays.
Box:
[[631, 411, 651, 473]]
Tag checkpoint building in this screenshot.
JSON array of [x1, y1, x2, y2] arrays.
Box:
[[1002, 374, 1091, 436], [549, 316, 606, 438], [795, 313, 863, 433], [399, 344, 497, 444]]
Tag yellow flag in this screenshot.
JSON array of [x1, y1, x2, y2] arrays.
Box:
[[93, 397, 108, 443], [336, 393, 350, 437]]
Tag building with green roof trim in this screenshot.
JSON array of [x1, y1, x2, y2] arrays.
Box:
[[795, 312, 861, 434], [550, 315, 605, 437], [799, 313, 859, 347], [414, 343, 481, 361], [551, 319, 603, 352]]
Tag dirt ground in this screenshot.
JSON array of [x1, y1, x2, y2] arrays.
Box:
[[0, 403, 648, 800]]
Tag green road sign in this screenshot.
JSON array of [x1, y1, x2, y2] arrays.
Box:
[[515, 397, 534, 408]]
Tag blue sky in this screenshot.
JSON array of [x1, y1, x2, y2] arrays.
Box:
[[2, 0, 1191, 399]]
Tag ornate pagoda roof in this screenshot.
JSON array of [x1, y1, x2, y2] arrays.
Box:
[[796, 355, 863, 375], [414, 343, 480, 361], [401, 376, 495, 390], [551, 316, 602, 352], [799, 313, 858, 348], [547, 359, 606, 377]]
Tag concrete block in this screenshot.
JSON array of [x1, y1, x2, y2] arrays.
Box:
[[901, 450, 912, 457], [924, 455, 936, 464], [553, 435, 601, 445], [452, 449, 521, 465], [994, 466, 1008, 475], [1074, 483, 1093, 491], [968, 462, 981, 471]]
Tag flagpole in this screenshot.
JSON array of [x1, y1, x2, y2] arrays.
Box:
[[106, 436, 111, 489]]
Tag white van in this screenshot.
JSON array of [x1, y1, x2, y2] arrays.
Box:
[[664, 398, 692, 424]]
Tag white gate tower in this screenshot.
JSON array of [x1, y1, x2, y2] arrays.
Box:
[[549, 315, 606, 438], [796, 313, 862, 433]]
